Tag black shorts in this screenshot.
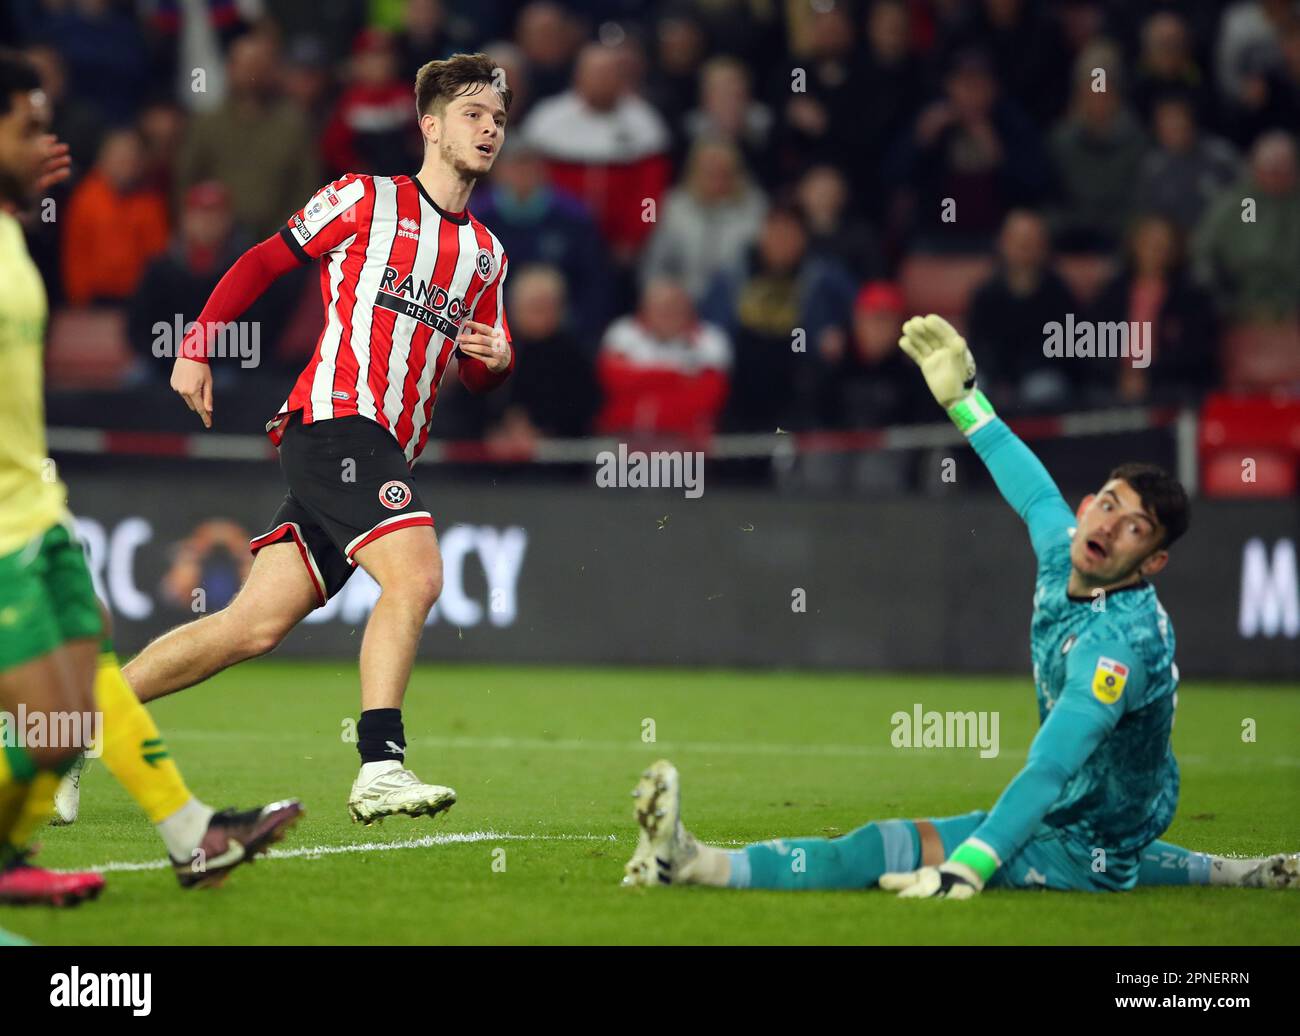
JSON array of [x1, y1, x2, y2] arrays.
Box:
[[249, 412, 433, 604]]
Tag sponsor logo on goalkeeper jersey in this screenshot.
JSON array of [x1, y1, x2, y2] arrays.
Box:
[[1091, 657, 1129, 703]]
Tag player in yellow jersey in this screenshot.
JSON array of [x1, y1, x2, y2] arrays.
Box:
[[0, 49, 301, 909]]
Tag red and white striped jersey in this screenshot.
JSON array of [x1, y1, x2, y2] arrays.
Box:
[[269, 173, 511, 463]]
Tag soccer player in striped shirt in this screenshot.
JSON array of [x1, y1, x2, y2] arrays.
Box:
[[623, 317, 1298, 895], [59, 55, 518, 826]]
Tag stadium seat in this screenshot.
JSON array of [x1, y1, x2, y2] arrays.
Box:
[[46, 307, 134, 390], [898, 254, 994, 327], [1199, 392, 1300, 497], [1220, 320, 1300, 392]]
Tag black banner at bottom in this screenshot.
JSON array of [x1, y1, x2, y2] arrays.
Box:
[[2, 944, 1289, 1019]]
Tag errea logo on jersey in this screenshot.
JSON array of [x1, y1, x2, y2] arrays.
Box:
[[396, 217, 419, 241]]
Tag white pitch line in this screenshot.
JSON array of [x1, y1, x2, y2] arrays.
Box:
[[159, 730, 1300, 766], [161, 730, 926, 759], [61, 831, 619, 875]]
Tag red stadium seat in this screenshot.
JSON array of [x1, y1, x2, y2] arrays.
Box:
[[1199, 392, 1300, 497], [898, 254, 1115, 327], [45, 307, 133, 390], [898, 255, 994, 327], [1202, 449, 1295, 496], [1220, 320, 1300, 392]]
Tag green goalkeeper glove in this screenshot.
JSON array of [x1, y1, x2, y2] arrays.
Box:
[[897, 313, 997, 435]]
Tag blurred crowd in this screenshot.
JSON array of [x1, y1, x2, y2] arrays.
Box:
[[7, 0, 1300, 451]]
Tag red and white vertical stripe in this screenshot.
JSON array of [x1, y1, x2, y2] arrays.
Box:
[[269, 174, 509, 463]]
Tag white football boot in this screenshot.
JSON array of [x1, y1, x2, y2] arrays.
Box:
[[49, 754, 87, 826], [1239, 853, 1300, 889], [347, 760, 456, 825], [622, 759, 701, 887]]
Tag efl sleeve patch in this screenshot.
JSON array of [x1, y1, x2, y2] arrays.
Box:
[[1091, 657, 1129, 704], [287, 179, 367, 252]]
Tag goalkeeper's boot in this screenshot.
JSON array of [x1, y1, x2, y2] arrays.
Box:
[[0, 849, 104, 906], [622, 759, 702, 887], [172, 799, 303, 889], [347, 761, 456, 825], [1240, 853, 1300, 889], [49, 753, 87, 826]]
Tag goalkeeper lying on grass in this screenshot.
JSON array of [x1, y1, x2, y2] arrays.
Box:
[[622, 314, 1298, 897]]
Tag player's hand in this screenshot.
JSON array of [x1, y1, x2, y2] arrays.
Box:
[[897, 313, 977, 410], [879, 861, 983, 900], [171, 357, 214, 428], [456, 319, 511, 373], [35, 135, 72, 195], [1, 135, 71, 216]]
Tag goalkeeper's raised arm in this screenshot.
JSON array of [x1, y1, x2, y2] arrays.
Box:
[[898, 314, 1075, 559]]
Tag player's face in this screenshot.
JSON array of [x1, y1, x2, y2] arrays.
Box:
[[434, 87, 506, 181], [0, 88, 50, 206], [1071, 479, 1169, 586]]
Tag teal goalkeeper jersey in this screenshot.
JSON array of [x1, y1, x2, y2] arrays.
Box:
[[964, 418, 1180, 888]]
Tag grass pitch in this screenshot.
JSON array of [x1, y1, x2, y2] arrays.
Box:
[[4, 662, 1297, 945]]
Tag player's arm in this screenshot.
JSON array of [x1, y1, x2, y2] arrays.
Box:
[[456, 256, 514, 392], [898, 314, 1075, 558], [170, 234, 300, 425], [171, 176, 368, 427], [882, 636, 1142, 898]]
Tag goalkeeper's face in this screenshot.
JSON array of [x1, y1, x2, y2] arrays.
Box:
[[1070, 479, 1170, 588]]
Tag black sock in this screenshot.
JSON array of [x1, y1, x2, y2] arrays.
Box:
[[357, 708, 405, 765]]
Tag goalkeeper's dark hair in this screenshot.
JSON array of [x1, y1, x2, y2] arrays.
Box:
[[0, 49, 40, 117], [1108, 462, 1189, 549]]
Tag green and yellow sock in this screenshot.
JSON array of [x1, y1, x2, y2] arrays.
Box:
[[94, 649, 191, 823], [0, 744, 37, 851], [94, 649, 213, 859]]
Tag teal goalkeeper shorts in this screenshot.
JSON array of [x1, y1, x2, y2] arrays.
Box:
[[928, 811, 1133, 892]]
